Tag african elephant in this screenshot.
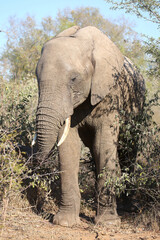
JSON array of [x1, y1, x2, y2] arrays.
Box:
[[35, 26, 145, 227]]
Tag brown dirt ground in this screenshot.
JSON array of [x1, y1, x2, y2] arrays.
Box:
[[1, 200, 160, 240]]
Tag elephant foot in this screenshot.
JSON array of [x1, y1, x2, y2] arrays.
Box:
[[53, 211, 80, 227], [94, 214, 121, 227], [94, 209, 121, 227]]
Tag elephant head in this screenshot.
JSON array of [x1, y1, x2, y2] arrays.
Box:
[[35, 26, 124, 157]]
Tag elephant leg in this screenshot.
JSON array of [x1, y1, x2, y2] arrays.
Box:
[[53, 127, 81, 227], [93, 117, 121, 226]]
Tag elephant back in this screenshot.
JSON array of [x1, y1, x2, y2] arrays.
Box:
[[118, 56, 145, 114]]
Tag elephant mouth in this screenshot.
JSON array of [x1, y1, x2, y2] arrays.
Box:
[[57, 117, 71, 146]]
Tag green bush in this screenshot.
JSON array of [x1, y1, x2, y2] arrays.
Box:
[[0, 79, 60, 212], [0, 79, 37, 201], [118, 92, 160, 204], [0, 78, 37, 145]]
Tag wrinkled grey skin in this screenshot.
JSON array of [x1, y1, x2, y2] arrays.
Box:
[[35, 26, 145, 227]]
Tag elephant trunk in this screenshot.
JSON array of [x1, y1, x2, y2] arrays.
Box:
[[35, 83, 73, 159], [36, 103, 63, 158]]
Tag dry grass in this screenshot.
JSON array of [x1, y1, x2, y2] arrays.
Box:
[[0, 195, 160, 240]]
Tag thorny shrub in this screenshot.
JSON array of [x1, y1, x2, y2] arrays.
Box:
[[1, 79, 37, 145], [119, 92, 159, 202], [0, 79, 59, 214]]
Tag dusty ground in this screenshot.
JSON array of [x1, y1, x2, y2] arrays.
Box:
[[1, 202, 160, 240]]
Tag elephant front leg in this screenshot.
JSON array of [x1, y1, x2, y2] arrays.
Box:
[[53, 127, 81, 227], [93, 119, 121, 226]]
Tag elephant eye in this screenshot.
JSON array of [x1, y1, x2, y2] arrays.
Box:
[[71, 77, 76, 82], [70, 74, 81, 85]]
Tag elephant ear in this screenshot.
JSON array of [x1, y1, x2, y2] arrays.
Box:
[[56, 26, 80, 37], [86, 27, 124, 105]]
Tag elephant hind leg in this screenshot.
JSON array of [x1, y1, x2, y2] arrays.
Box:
[[93, 117, 121, 226]]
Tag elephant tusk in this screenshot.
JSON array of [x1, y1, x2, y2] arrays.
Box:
[[32, 133, 37, 146], [57, 117, 71, 147]]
